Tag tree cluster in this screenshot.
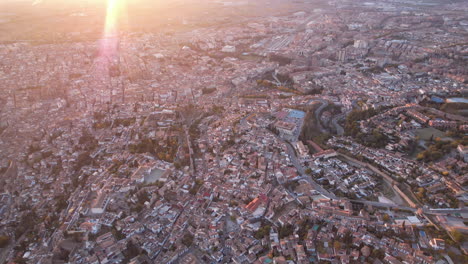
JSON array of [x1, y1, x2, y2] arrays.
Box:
[[269, 54, 292, 66], [202, 88, 217, 94], [74, 152, 93, 172], [0, 235, 9, 248], [344, 108, 390, 148], [78, 130, 98, 151], [254, 223, 271, 239], [113, 117, 136, 127], [299, 110, 330, 147], [181, 233, 194, 247], [189, 179, 204, 195], [128, 137, 178, 162], [278, 224, 294, 239], [416, 138, 457, 162]]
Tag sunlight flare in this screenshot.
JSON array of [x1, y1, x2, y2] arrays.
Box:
[[100, 0, 126, 58], [104, 0, 122, 38]]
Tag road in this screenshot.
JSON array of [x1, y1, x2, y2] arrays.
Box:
[[331, 113, 345, 135], [306, 98, 329, 134], [425, 208, 468, 215], [183, 125, 195, 176], [239, 113, 255, 127], [272, 130, 337, 200], [179, 111, 202, 177], [272, 70, 281, 86], [443, 254, 455, 264], [272, 127, 468, 216], [349, 199, 416, 212], [315, 100, 328, 133]]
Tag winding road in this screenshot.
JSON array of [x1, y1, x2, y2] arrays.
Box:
[[306, 98, 329, 134], [272, 70, 282, 86], [331, 113, 345, 135]]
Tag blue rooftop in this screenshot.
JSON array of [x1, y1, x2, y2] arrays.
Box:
[[288, 109, 305, 119], [430, 96, 444, 104], [419, 230, 426, 238]]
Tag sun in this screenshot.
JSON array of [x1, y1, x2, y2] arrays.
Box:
[[104, 0, 126, 38], [99, 0, 128, 58]]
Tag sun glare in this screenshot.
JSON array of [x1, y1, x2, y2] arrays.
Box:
[[104, 0, 124, 38], [99, 0, 127, 58]]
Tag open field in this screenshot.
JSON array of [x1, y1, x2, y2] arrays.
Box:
[[414, 127, 449, 141]]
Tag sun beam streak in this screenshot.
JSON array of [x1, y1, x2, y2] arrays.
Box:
[[100, 0, 126, 58], [104, 0, 121, 38]]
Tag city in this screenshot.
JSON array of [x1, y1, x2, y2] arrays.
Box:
[[0, 0, 467, 263]]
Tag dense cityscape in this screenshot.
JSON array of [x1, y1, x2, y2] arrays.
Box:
[[0, 0, 467, 263]]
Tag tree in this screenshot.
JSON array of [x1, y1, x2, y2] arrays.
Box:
[[451, 230, 464, 243], [189, 180, 203, 195], [182, 233, 194, 247], [55, 196, 68, 213], [13, 257, 27, 264], [343, 231, 353, 246], [382, 214, 390, 222], [0, 235, 9, 248], [124, 240, 140, 259], [416, 188, 426, 200], [136, 191, 150, 205], [112, 227, 126, 240], [371, 248, 385, 260], [254, 224, 271, 239], [74, 152, 92, 172], [333, 241, 341, 250], [202, 88, 216, 94], [279, 224, 294, 239]]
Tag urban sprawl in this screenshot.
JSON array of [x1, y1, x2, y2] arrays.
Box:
[[0, 0, 468, 264]]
